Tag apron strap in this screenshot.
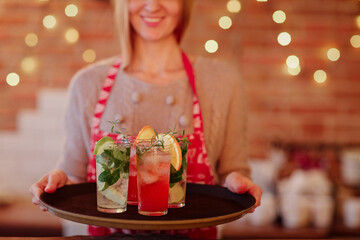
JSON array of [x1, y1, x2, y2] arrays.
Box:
[[181, 51, 204, 134], [91, 57, 122, 130], [181, 51, 197, 96]]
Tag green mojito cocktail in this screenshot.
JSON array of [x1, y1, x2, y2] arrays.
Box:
[[94, 137, 130, 213]]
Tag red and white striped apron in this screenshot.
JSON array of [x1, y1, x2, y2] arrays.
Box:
[[86, 52, 217, 239]]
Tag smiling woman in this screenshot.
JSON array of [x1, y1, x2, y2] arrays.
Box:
[[114, 0, 194, 69], [29, 0, 261, 239]]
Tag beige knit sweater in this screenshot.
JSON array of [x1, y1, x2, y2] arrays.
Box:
[[57, 55, 250, 184]]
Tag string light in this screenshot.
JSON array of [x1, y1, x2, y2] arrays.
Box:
[[356, 15, 360, 29], [327, 48, 340, 61], [65, 4, 78, 17], [350, 35, 360, 48], [21, 57, 38, 74], [285, 55, 301, 76], [219, 16, 232, 29], [287, 65, 301, 76], [277, 32, 291, 46], [65, 28, 79, 43], [6, 73, 20, 87], [271, 4, 359, 84], [314, 70, 327, 84], [25, 33, 38, 47], [273, 10, 286, 24], [43, 15, 57, 29], [82, 49, 97, 63], [286, 55, 300, 68], [205, 40, 218, 53], [12, 0, 358, 90], [227, 0, 241, 13]]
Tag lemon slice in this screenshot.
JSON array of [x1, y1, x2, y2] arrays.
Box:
[[135, 125, 156, 141], [157, 134, 182, 171], [169, 182, 185, 203], [93, 136, 114, 155]]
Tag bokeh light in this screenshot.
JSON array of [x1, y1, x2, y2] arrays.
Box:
[[286, 55, 300, 69], [219, 16, 232, 29], [43, 15, 57, 29], [273, 10, 286, 24], [277, 32, 291, 46], [82, 49, 97, 63], [205, 40, 218, 53], [65, 28, 79, 43], [356, 15, 360, 29], [25, 33, 38, 47], [327, 48, 340, 61], [227, 0, 241, 13], [65, 4, 78, 17], [287, 65, 301, 76], [350, 35, 360, 48], [6, 73, 20, 87], [21, 57, 38, 74], [314, 70, 327, 84]]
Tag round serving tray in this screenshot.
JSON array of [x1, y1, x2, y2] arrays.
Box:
[[40, 182, 255, 230]]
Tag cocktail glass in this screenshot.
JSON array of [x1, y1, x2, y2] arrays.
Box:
[[127, 137, 138, 205], [136, 139, 171, 216], [169, 140, 188, 208], [95, 139, 130, 213]]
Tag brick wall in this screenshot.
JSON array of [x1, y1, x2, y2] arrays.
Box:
[[0, 0, 359, 158]]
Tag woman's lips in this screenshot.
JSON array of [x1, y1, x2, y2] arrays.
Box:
[[142, 16, 163, 27]]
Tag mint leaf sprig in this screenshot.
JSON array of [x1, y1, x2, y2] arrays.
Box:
[[164, 124, 178, 136], [177, 129, 191, 146], [96, 141, 130, 191], [165, 124, 191, 147], [136, 132, 165, 155], [109, 119, 127, 139]]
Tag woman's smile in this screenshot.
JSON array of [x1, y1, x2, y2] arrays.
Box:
[[129, 0, 182, 42], [141, 16, 164, 27]]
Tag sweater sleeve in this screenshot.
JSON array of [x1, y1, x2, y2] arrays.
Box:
[[216, 65, 251, 184], [56, 66, 105, 182]]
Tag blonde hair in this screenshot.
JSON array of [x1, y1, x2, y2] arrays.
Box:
[[114, 0, 194, 69]]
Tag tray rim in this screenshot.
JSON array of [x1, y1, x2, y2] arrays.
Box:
[[40, 182, 255, 230]]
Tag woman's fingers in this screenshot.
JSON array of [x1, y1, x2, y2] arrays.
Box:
[[247, 184, 262, 213], [224, 172, 263, 213], [29, 175, 48, 204], [249, 184, 262, 206], [30, 184, 43, 205], [29, 169, 69, 212], [45, 169, 67, 193]]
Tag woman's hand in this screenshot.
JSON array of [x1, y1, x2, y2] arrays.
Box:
[[29, 169, 72, 211], [224, 171, 262, 213]]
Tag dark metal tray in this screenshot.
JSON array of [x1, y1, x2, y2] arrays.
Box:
[[40, 182, 255, 230]]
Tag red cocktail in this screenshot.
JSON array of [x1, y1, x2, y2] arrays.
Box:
[[136, 140, 171, 216], [127, 144, 138, 205]]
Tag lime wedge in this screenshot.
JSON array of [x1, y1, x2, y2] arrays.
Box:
[[93, 136, 114, 155], [96, 163, 106, 191], [101, 185, 127, 205]]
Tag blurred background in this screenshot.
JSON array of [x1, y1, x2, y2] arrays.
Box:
[[0, 0, 359, 238]]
